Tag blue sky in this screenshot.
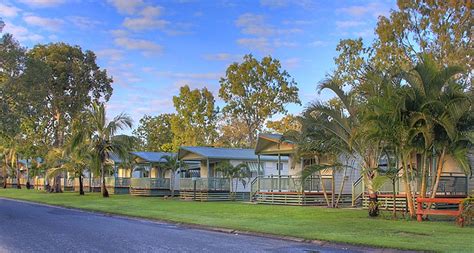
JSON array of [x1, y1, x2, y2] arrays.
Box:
[[0, 0, 396, 132]]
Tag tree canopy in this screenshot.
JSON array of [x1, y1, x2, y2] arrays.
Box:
[[219, 54, 300, 146]]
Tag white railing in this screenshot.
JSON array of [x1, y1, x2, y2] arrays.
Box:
[[180, 177, 230, 191], [104, 177, 131, 187], [251, 175, 326, 193], [130, 178, 170, 189]]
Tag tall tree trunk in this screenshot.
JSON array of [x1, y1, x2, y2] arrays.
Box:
[[331, 169, 336, 208], [16, 154, 21, 189], [429, 147, 446, 199], [402, 157, 416, 218], [51, 110, 63, 193], [335, 167, 348, 208], [3, 156, 8, 188], [170, 170, 175, 198], [420, 152, 428, 198], [79, 175, 84, 195], [366, 173, 378, 217], [319, 171, 331, 207], [101, 163, 109, 197], [51, 176, 62, 192], [392, 178, 397, 219]]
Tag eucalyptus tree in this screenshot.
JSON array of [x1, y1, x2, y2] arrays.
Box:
[[214, 161, 251, 199], [170, 85, 218, 150], [219, 54, 300, 146], [75, 102, 133, 197], [161, 155, 187, 198]]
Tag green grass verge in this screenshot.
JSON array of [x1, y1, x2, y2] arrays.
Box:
[[0, 189, 472, 252]]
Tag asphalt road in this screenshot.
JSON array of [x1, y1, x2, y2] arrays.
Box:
[[0, 198, 410, 253]]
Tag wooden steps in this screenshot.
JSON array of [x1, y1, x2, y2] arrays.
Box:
[[130, 188, 171, 196], [361, 194, 467, 211], [179, 191, 248, 201], [362, 194, 408, 211], [253, 192, 352, 206]]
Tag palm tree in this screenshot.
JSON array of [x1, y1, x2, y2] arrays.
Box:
[[404, 55, 472, 198], [1, 142, 21, 189], [0, 146, 9, 188], [45, 142, 91, 195], [307, 74, 386, 216], [161, 155, 187, 198], [75, 102, 133, 197], [214, 161, 251, 199], [284, 111, 349, 208]]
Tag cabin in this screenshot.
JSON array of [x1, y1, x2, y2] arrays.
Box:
[[105, 151, 179, 196], [178, 146, 289, 201], [253, 133, 360, 206], [356, 150, 474, 211]]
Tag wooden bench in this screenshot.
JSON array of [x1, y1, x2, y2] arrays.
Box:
[[416, 198, 465, 226]]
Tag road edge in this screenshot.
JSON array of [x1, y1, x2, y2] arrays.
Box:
[[0, 196, 419, 253]]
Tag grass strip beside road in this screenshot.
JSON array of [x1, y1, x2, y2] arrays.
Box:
[[0, 189, 472, 252]]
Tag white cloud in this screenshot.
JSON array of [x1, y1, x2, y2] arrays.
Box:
[[156, 71, 221, 80], [282, 19, 315, 26], [260, 0, 314, 9], [67, 16, 102, 30], [337, 2, 391, 18], [123, 16, 168, 31], [236, 13, 301, 37], [110, 29, 128, 37], [2, 22, 44, 41], [114, 36, 163, 55], [237, 37, 297, 53], [163, 22, 194, 36], [308, 40, 326, 47], [273, 39, 298, 48], [107, 0, 145, 15], [140, 5, 162, 17], [23, 15, 64, 31], [203, 53, 242, 62], [0, 3, 21, 17], [18, 0, 65, 8], [282, 57, 300, 69], [335, 21, 365, 29], [96, 49, 125, 62], [353, 29, 374, 38], [237, 37, 271, 52], [235, 13, 301, 53]]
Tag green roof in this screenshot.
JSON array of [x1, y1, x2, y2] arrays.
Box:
[[178, 146, 288, 161]]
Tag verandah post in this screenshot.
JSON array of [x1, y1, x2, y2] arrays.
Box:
[[278, 153, 281, 192], [257, 155, 261, 192]]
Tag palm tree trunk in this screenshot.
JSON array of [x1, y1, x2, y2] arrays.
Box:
[[366, 174, 378, 217], [335, 167, 348, 208], [392, 178, 397, 219], [420, 152, 428, 198], [429, 147, 446, 199], [3, 156, 7, 188], [79, 175, 84, 195], [16, 154, 21, 189], [52, 175, 62, 192], [319, 171, 331, 207], [101, 163, 109, 197], [402, 157, 415, 218], [170, 170, 175, 198]]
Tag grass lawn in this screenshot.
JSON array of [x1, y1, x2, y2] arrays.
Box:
[[0, 189, 472, 252]]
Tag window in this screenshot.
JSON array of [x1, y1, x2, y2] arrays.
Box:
[[276, 162, 283, 170]]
